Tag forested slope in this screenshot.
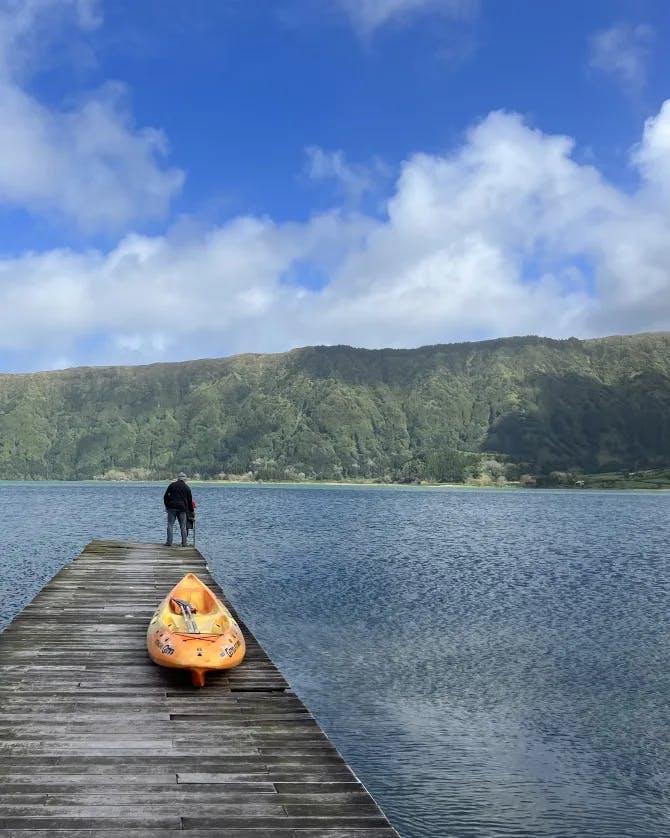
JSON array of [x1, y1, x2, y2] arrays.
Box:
[[0, 332, 668, 481]]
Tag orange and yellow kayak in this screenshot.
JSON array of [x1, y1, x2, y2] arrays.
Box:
[[147, 572, 245, 687]]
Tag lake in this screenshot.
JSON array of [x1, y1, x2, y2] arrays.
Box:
[[1, 482, 669, 838]]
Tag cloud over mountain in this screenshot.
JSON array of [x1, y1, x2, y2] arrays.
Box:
[[1, 101, 670, 369]]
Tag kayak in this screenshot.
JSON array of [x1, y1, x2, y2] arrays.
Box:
[[146, 572, 245, 687]]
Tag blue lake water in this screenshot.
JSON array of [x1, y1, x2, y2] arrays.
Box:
[[1, 482, 669, 837]]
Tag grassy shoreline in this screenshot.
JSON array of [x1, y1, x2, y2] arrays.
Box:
[[88, 472, 670, 491], [2, 471, 669, 490]]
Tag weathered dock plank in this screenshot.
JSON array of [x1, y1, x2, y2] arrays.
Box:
[[0, 541, 399, 836]]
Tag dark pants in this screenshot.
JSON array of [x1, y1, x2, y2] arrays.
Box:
[[166, 509, 188, 546]]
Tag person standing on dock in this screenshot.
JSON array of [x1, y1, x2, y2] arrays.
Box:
[[163, 472, 194, 547]]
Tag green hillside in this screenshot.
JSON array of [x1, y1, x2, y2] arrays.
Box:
[[0, 332, 668, 483]]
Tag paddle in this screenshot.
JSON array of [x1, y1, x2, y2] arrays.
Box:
[[170, 597, 200, 633]]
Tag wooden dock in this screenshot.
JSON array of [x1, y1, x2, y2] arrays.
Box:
[[0, 541, 399, 836]]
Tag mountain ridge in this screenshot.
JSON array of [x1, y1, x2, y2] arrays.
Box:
[[3, 330, 668, 378], [0, 332, 667, 482]]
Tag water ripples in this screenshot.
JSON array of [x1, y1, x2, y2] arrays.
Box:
[[1, 482, 670, 837]]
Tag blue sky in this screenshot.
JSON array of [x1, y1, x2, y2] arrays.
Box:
[[0, 0, 669, 371]]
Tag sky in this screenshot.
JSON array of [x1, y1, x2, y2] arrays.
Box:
[[1, 0, 670, 371]]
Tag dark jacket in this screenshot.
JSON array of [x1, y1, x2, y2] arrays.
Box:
[[163, 479, 193, 514]]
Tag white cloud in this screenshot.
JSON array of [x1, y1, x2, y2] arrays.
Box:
[[304, 146, 389, 204], [0, 0, 183, 231], [335, 0, 476, 35], [589, 23, 654, 92], [632, 100, 670, 200], [2, 103, 670, 369], [0, 1, 101, 80]]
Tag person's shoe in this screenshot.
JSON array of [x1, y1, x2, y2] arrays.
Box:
[[164, 542, 172, 547]]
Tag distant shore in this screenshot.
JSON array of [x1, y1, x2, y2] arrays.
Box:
[[84, 471, 670, 490], [2, 471, 668, 490]]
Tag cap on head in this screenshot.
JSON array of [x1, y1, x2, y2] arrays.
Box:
[[177, 472, 187, 480]]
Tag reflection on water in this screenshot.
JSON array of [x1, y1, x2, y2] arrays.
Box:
[[1, 482, 669, 837]]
